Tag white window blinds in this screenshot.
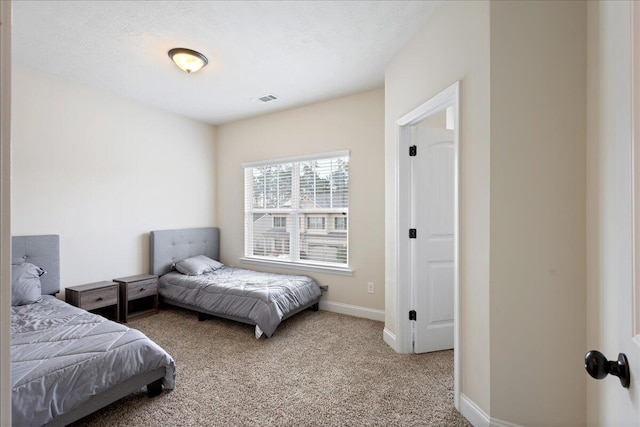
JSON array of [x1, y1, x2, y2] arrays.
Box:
[[244, 151, 349, 268]]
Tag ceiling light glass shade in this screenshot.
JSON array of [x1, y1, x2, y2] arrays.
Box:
[[168, 48, 208, 74]]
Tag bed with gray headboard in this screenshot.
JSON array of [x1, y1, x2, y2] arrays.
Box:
[[150, 227, 324, 338], [12, 234, 61, 297], [10, 235, 176, 427]]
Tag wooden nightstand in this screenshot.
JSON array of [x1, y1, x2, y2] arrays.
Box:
[[65, 281, 120, 322], [113, 274, 158, 323]]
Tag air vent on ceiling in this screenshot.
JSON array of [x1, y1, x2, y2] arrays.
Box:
[[254, 94, 279, 103]]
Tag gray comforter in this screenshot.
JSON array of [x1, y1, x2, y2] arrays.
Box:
[[11, 296, 175, 426], [159, 267, 322, 337]]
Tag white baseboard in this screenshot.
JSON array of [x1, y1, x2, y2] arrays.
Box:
[[460, 394, 490, 427], [383, 327, 398, 351], [490, 417, 523, 427], [319, 300, 384, 322], [459, 394, 523, 427]]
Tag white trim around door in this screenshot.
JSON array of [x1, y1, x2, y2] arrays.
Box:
[[393, 81, 461, 409]]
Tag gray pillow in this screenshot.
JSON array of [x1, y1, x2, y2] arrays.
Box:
[[11, 262, 45, 306], [174, 255, 223, 276]]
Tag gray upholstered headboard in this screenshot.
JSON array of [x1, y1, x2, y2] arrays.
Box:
[[150, 227, 220, 277], [12, 235, 60, 295]]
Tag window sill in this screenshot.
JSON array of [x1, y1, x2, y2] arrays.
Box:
[[239, 257, 353, 276]]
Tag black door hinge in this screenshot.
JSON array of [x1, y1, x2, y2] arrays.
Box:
[[409, 145, 417, 156], [409, 310, 417, 321], [409, 229, 417, 239]]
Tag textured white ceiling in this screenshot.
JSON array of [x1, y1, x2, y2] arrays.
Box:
[[12, 1, 440, 125]]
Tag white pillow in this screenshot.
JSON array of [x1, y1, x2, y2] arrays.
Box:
[[11, 262, 45, 306], [174, 255, 223, 276]]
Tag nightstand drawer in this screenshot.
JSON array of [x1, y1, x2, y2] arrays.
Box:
[[81, 286, 118, 311], [127, 279, 157, 300], [66, 281, 120, 322]]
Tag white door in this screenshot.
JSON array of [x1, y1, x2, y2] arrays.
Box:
[[626, 4, 640, 421], [614, 2, 640, 420], [410, 126, 455, 353], [586, 1, 640, 423]]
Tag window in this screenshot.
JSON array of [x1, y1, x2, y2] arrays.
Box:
[[273, 216, 287, 228], [244, 151, 349, 268], [306, 217, 325, 230], [334, 217, 347, 230]]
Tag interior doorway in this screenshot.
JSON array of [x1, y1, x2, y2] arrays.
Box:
[[394, 81, 460, 407]]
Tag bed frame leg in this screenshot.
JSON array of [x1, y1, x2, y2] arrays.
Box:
[[147, 379, 163, 398], [310, 302, 319, 312]]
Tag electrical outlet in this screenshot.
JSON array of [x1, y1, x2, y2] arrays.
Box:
[[367, 282, 374, 294]]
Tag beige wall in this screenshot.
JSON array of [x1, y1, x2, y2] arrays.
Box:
[[11, 65, 217, 293], [489, 1, 587, 425], [385, 0, 491, 414], [216, 89, 385, 313]]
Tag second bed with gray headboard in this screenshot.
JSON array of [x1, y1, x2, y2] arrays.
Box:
[[150, 227, 324, 338], [10, 235, 175, 426]]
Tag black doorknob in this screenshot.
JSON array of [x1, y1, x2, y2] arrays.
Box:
[[584, 350, 630, 388]]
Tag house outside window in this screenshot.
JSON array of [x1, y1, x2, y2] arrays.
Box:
[[243, 151, 349, 269]]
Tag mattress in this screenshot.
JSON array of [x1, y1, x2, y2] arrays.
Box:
[[11, 296, 176, 426], [159, 267, 322, 337]]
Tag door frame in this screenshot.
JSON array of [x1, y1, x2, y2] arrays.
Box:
[[394, 81, 460, 408], [0, 1, 11, 424], [633, 0, 640, 345]]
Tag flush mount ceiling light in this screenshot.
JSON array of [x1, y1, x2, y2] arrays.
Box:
[[168, 48, 208, 74]]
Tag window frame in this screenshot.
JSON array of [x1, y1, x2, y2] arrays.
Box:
[[334, 216, 348, 230], [306, 216, 326, 231], [273, 216, 287, 229], [241, 151, 352, 275]]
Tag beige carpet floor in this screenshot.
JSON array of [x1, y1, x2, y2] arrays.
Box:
[[71, 307, 470, 427]]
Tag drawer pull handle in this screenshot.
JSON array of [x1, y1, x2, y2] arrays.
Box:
[[97, 297, 104, 301], [140, 287, 146, 291]]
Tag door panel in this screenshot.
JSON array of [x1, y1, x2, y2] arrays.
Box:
[[412, 127, 455, 353], [587, 1, 640, 423], [427, 262, 454, 325]]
